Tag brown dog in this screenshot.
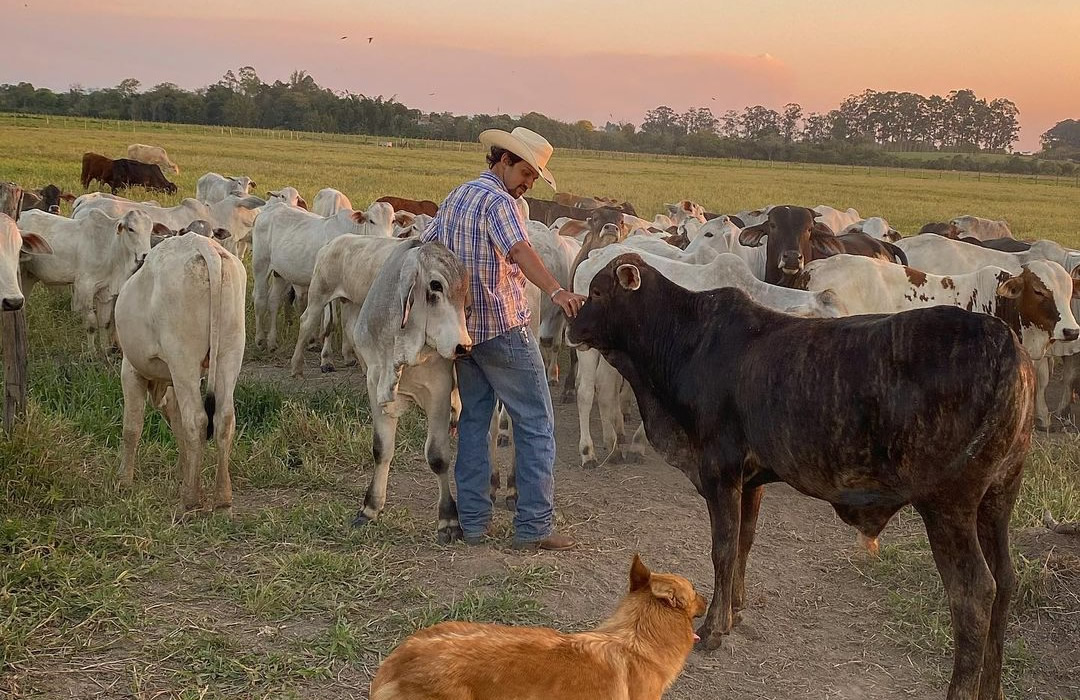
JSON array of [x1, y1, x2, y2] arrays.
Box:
[[370, 554, 706, 700]]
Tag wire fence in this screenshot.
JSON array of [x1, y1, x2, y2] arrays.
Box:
[[4, 111, 1079, 189]]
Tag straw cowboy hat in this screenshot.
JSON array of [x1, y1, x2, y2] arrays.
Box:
[[479, 127, 557, 191]]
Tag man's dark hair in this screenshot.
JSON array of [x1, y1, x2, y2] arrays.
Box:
[[486, 146, 523, 169]]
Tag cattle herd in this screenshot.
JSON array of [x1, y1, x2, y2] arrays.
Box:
[[4, 142, 1077, 700]]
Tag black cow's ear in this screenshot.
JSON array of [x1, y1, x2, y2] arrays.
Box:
[[739, 224, 767, 247], [616, 263, 641, 291]]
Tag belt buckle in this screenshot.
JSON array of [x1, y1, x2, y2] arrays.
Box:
[[520, 326, 529, 343]]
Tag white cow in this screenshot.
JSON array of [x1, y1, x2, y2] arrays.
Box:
[[734, 205, 776, 228], [348, 240, 472, 543], [312, 188, 353, 217], [571, 246, 848, 468], [72, 192, 158, 213], [74, 195, 264, 253], [127, 144, 179, 175], [684, 216, 767, 278], [526, 221, 582, 388], [196, 173, 255, 204], [18, 209, 153, 350], [289, 235, 409, 377], [115, 233, 246, 512], [392, 211, 433, 239], [0, 214, 52, 311], [253, 201, 393, 350], [952, 215, 1014, 241], [843, 217, 901, 242], [812, 204, 862, 233], [896, 235, 1077, 275], [665, 200, 707, 225], [267, 186, 308, 211]]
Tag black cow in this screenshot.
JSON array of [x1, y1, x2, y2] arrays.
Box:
[[568, 253, 1034, 700], [959, 236, 1033, 253], [19, 184, 73, 214], [739, 205, 907, 285], [107, 159, 178, 194], [919, 221, 962, 238]]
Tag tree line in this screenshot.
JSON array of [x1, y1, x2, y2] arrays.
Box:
[[0, 67, 1076, 176]]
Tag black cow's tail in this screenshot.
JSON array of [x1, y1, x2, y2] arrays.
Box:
[[884, 241, 908, 266]]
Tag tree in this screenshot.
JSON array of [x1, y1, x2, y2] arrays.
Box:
[[641, 105, 684, 137], [680, 107, 718, 135], [116, 78, 141, 97], [781, 103, 802, 142]]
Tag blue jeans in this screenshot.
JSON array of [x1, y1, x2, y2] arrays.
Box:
[[454, 325, 555, 542]]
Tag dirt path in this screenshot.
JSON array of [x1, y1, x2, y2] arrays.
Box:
[[248, 355, 951, 699]]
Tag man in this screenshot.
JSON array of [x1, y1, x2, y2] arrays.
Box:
[[421, 127, 585, 551]]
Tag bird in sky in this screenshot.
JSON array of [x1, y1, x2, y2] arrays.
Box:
[[368, 37, 374, 43], [340, 35, 348, 40]]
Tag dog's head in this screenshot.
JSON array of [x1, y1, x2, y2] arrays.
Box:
[[629, 554, 707, 620]]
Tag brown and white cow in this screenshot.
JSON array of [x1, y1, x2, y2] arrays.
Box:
[[796, 254, 1080, 429], [738, 205, 906, 286]]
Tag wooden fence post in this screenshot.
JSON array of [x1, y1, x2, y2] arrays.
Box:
[[0, 183, 27, 434]]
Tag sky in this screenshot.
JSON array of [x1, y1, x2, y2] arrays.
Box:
[[5, 0, 1079, 152]]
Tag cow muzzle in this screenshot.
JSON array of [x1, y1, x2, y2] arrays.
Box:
[[2, 296, 25, 311], [779, 250, 804, 274], [1062, 328, 1080, 342], [134, 254, 148, 271], [453, 343, 472, 359]]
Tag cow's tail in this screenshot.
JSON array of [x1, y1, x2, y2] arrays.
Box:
[[883, 241, 908, 266], [200, 238, 225, 441]]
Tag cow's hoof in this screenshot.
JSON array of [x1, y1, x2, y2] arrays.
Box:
[[582, 458, 598, 470], [254, 339, 267, 351], [504, 495, 517, 513], [437, 524, 464, 544], [213, 503, 234, 518], [320, 363, 336, 374], [561, 392, 576, 404], [496, 435, 510, 448], [343, 359, 358, 368], [351, 510, 374, 528], [621, 451, 642, 465], [694, 624, 729, 652]]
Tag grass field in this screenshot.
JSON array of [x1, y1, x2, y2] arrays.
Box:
[[2, 119, 1080, 699]]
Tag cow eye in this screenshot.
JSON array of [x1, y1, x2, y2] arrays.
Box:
[[429, 280, 443, 293], [704, 232, 713, 238]]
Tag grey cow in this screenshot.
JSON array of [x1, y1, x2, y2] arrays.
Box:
[[348, 240, 473, 543]]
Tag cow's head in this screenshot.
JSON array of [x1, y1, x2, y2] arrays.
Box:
[[351, 201, 394, 237], [996, 260, 1080, 357], [398, 241, 472, 360], [568, 253, 656, 352], [0, 214, 52, 311], [229, 176, 255, 196], [117, 210, 154, 270], [738, 205, 823, 284]]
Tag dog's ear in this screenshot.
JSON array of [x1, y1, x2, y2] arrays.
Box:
[[649, 579, 686, 610], [629, 554, 651, 591]]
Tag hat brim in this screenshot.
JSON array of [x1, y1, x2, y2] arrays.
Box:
[[479, 130, 556, 192]]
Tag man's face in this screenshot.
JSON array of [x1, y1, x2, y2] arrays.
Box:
[[496, 154, 539, 198]]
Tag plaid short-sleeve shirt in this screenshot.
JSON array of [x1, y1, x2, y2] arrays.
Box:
[[421, 171, 531, 344]]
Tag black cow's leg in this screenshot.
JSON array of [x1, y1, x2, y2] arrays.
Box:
[[976, 467, 1022, 700], [732, 484, 764, 611], [698, 478, 742, 650], [919, 505, 996, 700]]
